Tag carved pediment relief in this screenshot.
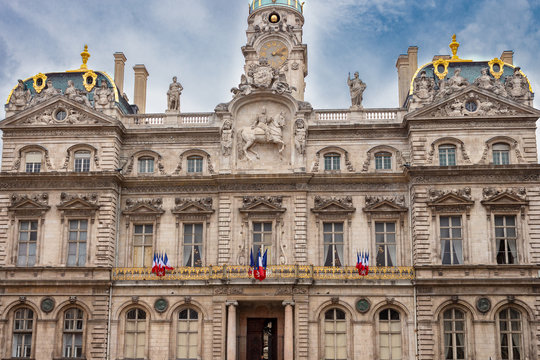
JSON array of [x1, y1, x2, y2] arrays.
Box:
[[481, 188, 528, 215], [8, 193, 50, 217], [57, 193, 100, 220], [123, 198, 164, 215], [1, 97, 117, 128], [172, 197, 214, 216], [311, 196, 355, 215], [427, 188, 474, 214], [240, 196, 285, 215], [407, 87, 540, 120], [364, 195, 407, 212]]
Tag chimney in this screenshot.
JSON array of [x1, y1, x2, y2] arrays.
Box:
[[500, 50, 513, 65], [133, 64, 149, 114], [396, 54, 410, 107], [407, 46, 418, 82], [113, 52, 127, 95]]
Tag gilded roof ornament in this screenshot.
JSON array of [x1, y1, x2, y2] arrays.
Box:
[[449, 34, 460, 60], [80, 44, 90, 70]]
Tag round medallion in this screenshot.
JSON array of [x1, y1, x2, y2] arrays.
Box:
[[54, 109, 67, 121], [269, 13, 280, 23], [465, 101, 477, 112], [476, 297, 491, 313], [40, 297, 55, 313], [154, 298, 169, 313], [355, 298, 371, 313]]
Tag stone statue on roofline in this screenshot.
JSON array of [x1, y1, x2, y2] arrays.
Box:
[[411, 70, 435, 106], [65, 80, 92, 107], [31, 80, 61, 105], [167, 76, 183, 111], [505, 67, 532, 103], [347, 71, 366, 109], [93, 80, 115, 110], [7, 80, 31, 111], [473, 67, 507, 97]]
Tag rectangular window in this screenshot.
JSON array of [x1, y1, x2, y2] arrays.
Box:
[[440, 216, 463, 265], [187, 156, 203, 173], [439, 146, 456, 166], [323, 222, 344, 266], [183, 223, 203, 267], [324, 154, 340, 171], [25, 152, 42, 173], [74, 151, 90, 173], [375, 222, 396, 267], [495, 215, 517, 264], [17, 221, 38, 266], [493, 150, 510, 165], [12, 308, 33, 358], [67, 220, 87, 266], [133, 224, 153, 267], [252, 222, 272, 264], [138, 157, 154, 173], [375, 153, 392, 170]]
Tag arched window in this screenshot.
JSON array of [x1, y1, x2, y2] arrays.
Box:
[[439, 145, 456, 166], [375, 152, 392, 170], [379, 309, 401, 360], [493, 143, 510, 165], [138, 156, 155, 174], [442, 308, 465, 360], [177, 308, 200, 359], [498, 308, 523, 360], [125, 308, 147, 359], [12, 307, 34, 358], [324, 308, 347, 360], [62, 308, 84, 358], [25, 152, 42, 173], [187, 155, 203, 173], [324, 153, 341, 171], [74, 151, 91, 172]]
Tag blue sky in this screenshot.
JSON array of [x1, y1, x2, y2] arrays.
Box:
[[1, 0, 540, 154]]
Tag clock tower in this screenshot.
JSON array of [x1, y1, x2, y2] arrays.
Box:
[[243, 0, 308, 101]]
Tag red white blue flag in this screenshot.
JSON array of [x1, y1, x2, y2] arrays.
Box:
[[356, 249, 369, 276], [252, 249, 268, 281]]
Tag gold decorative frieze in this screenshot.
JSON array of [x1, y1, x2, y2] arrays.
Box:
[[112, 265, 415, 281], [32, 73, 47, 93]]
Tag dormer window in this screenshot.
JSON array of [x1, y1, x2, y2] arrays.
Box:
[[25, 152, 42, 173], [187, 156, 203, 174], [138, 157, 154, 174], [324, 153, 341, 171], [493, 143, 510, 165], [438, 144, 456, 166], [74, 151, 91, 172], [375, 152, 392, 170]]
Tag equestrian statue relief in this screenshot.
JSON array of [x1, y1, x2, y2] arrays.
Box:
[[238, 107, 286, 161]]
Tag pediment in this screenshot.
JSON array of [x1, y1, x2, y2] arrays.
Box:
[[481, 193, 528, 206], [1, 97, 118, 129], [364, 200, 407, 213], [172, 203, 215, 215], [407, 86, 540, 120], [240, 200, 286, 214], [428, 193, 474, 206], [57, 198, 100, 211], [123, 204, 165, 215], [311, 199, 356, 215], [9, 198, 50, 212]]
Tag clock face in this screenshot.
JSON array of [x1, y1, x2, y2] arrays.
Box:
[[259, 40, 289, 68]]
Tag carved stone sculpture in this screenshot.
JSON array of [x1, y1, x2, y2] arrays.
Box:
[[347, 72, 366, 109], [313, 196, 354, 210], [174, 197, 213, 211], [231, 74, 253, 98], [11, 193, 49, 206], [167, 76, 183, 111], [59, 193, 98, 206], [249, 58, 275, 88], [242, 196, 283, 209], [447, 68, 469, 91], [65, 80, 92, 107], [429, 187, 472, 202], [412, 71, 435, 104], [93, 80, 114, 110], [271, 69, 296, 95], [31, 80, 61, 105], [505, 67, 532, 102], [294, 119, 306, 156], [482, 187, 527, 200], [125, 198, 163, 212], [365, 195, 406, 208], [7, 80, 31, 111], [220, 120, 234, 156], [473, 68, 507, 97], [237, 108, 286, 161]]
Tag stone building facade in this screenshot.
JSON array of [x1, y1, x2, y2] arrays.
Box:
[[1, 1, 540, 359]]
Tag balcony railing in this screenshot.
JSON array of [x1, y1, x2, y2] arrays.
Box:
[[112, 265, 415, 281]]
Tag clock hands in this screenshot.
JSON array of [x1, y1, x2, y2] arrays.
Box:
[[272, 47, 287, 57]]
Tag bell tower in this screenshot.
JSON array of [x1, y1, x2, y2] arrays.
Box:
[[243, 0, 308, 101]]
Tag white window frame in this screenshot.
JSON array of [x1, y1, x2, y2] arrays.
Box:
[[438, 144, 457, 166], [24, 151, 42, 173], [492, 143, 511, 165], [138, 156, 155, 174], [11, 307, 35, 359]]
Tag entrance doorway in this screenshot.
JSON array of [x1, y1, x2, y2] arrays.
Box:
[[246, 318, 278, 360]]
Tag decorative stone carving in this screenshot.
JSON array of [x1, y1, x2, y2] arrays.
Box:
[[436, 68, 469, 100], [347, 71, 366, 109], [167, 76, 183, 111], [473, 68, 507, 97], [505, 67, 532, 102], [65, 80, 92, 107], [231, 74, 253, 98], [125, 198, 163, 212], [242, 196, 283, 210], [59, 192, 98, 205], [237, 107, 286, 161], [294, 119, 306, 156], [429, 187, 472, 202], [11, 193, 49, 207], [482, 187, 527, 201], [479, 138, 524, 164], [242, 58, 296, 96], [93, 80, 115, 110], [365, 195, 406, 208], [429, 92, 518, 117], [31, 80, 61, 105], [312, 196, 355, 215], [297, 101, 313, 111], [7, 80, 31, 111], [250, 58, 275, 88], [221, 119, 234, 156], [174, 197, 213, 212], [411, 71, 435, 106]]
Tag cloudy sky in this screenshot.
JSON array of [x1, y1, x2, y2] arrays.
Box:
[[1, 0, 540, 155]]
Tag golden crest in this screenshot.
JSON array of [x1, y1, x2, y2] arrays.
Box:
[[488, 58, 505, 79], [433, 58, 449, 80], [82, 70, 98, 92], [32, 73, 48, 93]]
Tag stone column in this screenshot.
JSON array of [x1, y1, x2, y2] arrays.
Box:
[[226, 300, 238, 360], [282, 300, 295, 360]]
